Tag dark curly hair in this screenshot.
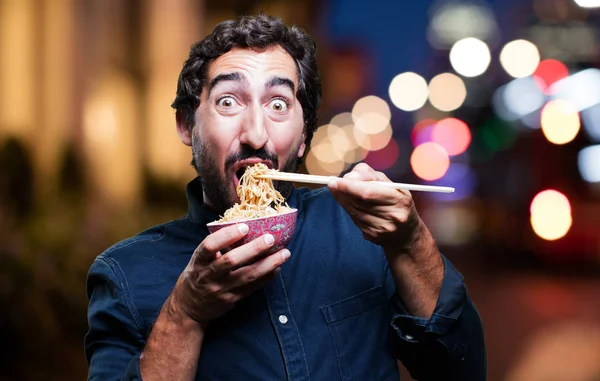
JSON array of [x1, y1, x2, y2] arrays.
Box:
[[171, 14, 322, 157]]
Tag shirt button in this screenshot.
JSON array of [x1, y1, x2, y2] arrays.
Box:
[[405, 334, 414, 340], [278, 315, 288, 324]]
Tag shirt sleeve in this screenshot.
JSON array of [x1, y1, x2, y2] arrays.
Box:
[[385, 254, 487, 381], [85, 256, 146, 381]]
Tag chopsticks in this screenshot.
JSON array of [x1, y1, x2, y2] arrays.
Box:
[[256, 172, 455, 193]]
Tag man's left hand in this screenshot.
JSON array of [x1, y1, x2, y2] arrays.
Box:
[[327, 163, 422, 252]]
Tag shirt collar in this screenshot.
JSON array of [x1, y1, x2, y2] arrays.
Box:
[[185, 177, 219, 225]]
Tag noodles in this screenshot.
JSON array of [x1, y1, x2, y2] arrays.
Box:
[[217, 163, 293, 222]]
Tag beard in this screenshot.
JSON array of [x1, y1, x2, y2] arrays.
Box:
[[191, 136, 301, 214]]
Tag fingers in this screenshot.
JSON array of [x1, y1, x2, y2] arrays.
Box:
[[193, 223, 250, 263], [344, 163, 388, 182], [174, 232, 288, 326], [201, 248, 289, 304], [227, 248, 290, 291], [329, 177, 401, 206], [208, 233, 281, 276], [328, 163, 418, 247], [333, 163, 409, 204]]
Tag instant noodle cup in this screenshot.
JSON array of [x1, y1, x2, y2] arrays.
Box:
[[206, 208, 297, 254]]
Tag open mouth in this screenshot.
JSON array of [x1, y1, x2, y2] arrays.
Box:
[[232, 160, 274, 189], [235, 167, 248, 180], [233, 167, 249, 190]]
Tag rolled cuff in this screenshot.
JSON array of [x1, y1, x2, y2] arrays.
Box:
[[389, 255, 468, 360]]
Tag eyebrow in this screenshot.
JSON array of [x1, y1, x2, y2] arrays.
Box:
[[206, 72, 296, 98], [207, 72, 247, 97], [265, 76, 295, 93]]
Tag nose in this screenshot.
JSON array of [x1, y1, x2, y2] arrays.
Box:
[[239, 103, 268, 150]]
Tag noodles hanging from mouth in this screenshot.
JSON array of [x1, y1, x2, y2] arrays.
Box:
[[217, 163, 293, 222]]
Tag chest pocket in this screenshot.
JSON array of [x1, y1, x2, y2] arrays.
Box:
[[321, 286, 400, 381]]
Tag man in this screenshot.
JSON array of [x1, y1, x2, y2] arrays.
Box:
[[86, 14, 486, 380]]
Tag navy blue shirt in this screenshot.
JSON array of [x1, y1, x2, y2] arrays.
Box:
[[85, 178, 486, 380]]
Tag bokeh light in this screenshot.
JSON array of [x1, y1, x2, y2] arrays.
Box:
[[327, 113, 369, 164], [428, 73, 467, 111], [540, 100, 580, 145], [427, 2, 499, 49], [449, 37, 491, 77], [308, 124, 349, 176], [573, 0, 600, 8], [410, 142, 450, 181], [327, 110, 394, 164], [310, 125, 331, 157], [306, 124, 347, 176], [431, 118, 471, 156], [305, 148, 345, 176], [84, 97, 118, 145], [388, 72, 428, 111], [329, 112, 353, 128], [578, 145, 600, 183], [354, 123, 393, 151], [530, 190, 572, 241], [411, 118, 437, 146], [533, 59, 569, 93], [352, 95, 391, 121], [581, 103, 600, 141], [549, 68, 600, 112], [503, 77, 546, 120], [499, 39, 540, 78], [351, 95, 391, 135], [341, 124, 369, 163], [324, 124, 351, 161], [492, 85, 519, 122], [364, 138, 400, 171], [310, 139, 340, 164]]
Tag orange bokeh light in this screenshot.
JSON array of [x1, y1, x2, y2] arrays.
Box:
[[410, 142, 450, 181], [431, 118, 471, 156]]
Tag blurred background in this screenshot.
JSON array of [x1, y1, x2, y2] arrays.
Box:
[[1, 0, 599, 380]]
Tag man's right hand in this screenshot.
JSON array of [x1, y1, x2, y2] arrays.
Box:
[[168, 223, 291, 328]]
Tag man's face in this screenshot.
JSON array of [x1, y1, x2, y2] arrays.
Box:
[[188, 46, 306, 213]]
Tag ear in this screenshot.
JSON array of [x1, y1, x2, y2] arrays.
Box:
[[176, 111, 193, 146], [297, 131, 307, 158]]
